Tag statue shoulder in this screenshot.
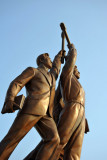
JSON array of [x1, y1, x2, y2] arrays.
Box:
[[30, 67, 38, 72], [19, 67, 39, 78]]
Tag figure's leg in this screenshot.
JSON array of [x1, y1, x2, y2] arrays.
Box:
[[50, 103, 84, 160], [34, 115, 60, 160], [0, 113, 42, 160], [63, 116, 85, 160], [23, 140, 43, 160]]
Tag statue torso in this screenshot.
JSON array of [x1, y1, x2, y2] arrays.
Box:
[[25, 68, 52, 100], [61, 74, 85, 106]]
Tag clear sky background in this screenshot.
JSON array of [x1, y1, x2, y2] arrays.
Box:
[[0, 0, 107, 159]]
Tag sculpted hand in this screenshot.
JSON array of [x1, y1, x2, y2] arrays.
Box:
[[58, 50, 66, 57], [1, 100, 15, 114], [67, 43, 75, 50]]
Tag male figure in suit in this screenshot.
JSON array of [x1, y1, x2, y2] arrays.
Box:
[[0, 51, 63, 160]]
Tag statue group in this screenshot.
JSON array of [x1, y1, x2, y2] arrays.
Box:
[[0, 23, 89, 160]]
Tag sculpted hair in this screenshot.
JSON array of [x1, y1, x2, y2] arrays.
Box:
[[36, 54, 45, 66]]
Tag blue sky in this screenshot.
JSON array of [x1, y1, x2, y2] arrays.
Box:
[[0, 0, 107, 159]]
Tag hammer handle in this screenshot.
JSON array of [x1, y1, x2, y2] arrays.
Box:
[[61, 32, 65, 64], [61, 32, 65, 50], [60, 23, 71, 47]]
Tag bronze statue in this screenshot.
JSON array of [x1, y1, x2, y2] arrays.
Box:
[[51, 46, 85, 160], [49, 23, 87, 160], [23, 23, 89, 160], [0, 23, 89, 160], [0, 51, 64, 160], [23, 45, 86, 160]]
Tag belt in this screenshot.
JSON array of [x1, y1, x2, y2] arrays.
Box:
[[66, 100, 85, 107]]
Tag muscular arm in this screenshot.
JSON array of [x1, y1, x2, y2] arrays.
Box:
[[61, 47, 77, 81]]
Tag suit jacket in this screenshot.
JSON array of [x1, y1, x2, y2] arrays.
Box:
[[2, 52, 62, 116]]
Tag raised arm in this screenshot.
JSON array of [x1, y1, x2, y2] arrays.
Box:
[[61, 44, 77, 80], [50, 50, 63, 80], [1, 67, 35, 114]]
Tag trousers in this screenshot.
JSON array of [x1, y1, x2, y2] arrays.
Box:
[[50, 102, 85, 160], [23, 102, 85, 160], [0, 112, 60, 160]]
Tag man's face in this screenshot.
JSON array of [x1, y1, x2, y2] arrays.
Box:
[[73, 66, 80, 79], [43, 53, 52, 69]]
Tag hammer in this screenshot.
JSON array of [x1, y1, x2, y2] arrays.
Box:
[[61, 31, 65, 64], [60, 23, 71, 49]]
